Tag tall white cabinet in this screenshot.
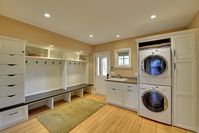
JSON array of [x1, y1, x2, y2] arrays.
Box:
[[172, 30, 198, 132], [0, 36, 28, 130]]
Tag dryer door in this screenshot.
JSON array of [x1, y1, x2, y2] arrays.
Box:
[[139, 47, 171, 78], [142, 55, 167, 76], [142, 90, 168, 112]]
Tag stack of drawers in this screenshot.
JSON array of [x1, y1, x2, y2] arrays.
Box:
[[0, 37, 28, 130]]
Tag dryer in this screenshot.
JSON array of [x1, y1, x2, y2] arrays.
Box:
[[139, 84, 171, 124], [139, 47, 171, 86]]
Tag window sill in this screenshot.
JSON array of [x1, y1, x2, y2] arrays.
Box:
[[114, 65, 132, 70]]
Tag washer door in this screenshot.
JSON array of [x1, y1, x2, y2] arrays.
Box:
[[142, 90, 168, 112], [142, 55, 167, 76]]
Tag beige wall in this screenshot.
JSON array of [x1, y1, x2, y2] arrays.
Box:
[[0, 15, 95, 84], [93, 28, 186, 78], [0, 15, 93, 53], [188, 11, 199, 29], [94, 38, 137, 77]]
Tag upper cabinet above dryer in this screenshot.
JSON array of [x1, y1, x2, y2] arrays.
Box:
[[172, 32, 196, 61]]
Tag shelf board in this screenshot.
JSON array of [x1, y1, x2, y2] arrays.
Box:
[[25, 56, 88, 62], [25, 56, 65, 61], [66, 59, 88, 63]]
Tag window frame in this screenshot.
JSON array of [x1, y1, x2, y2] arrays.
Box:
[[114, 48, 132, 68]]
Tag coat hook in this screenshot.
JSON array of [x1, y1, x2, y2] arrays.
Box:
[[45, 61, 47, 64], [26, 60, 28, 64], [36, 61, 38, 64]]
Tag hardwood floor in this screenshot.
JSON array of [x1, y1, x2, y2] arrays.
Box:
[[1, 93, 193, 133]]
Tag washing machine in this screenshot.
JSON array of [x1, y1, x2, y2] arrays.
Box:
[[139, 84, 171, 124], [139, 46, 171, 86]]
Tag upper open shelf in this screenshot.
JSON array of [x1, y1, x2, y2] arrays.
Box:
[[25, 43, 88, 62]]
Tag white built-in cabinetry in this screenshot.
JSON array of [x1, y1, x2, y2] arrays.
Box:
[[106, 82, 138, 111], [0, 36, 28, 130], [25, 43, 89, 96], [136, 29, 198, 132], [172, 30, 198, 132]]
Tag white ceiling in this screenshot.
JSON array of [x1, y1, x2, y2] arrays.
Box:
[[0, 0, 199, 45]]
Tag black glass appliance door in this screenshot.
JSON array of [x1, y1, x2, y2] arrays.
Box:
[[143, 55, 167, 76], [142, 90, 167, 112]]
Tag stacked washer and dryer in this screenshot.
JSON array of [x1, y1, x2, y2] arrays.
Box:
[[138, 39, 172, 124]]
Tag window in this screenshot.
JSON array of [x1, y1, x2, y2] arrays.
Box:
[[115, 48, 131, 68]]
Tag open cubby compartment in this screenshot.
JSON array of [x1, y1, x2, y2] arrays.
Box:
[[53, 93, 71, 103], [65, 60, 88, 88], [26, 45, 48, 57], [78, 54, 88, 61], [83, 86, 94, 94], [49, 49, 64, 59], [28, 97, 54, 110], [64, 52, 79, 60]]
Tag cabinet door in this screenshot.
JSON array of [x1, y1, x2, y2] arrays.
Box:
[[123, 85, 138, 111], [107, 87, 123, 106], [172, 32, 197, 132], [172, 33, 196, 60], [0, 38, 25, 54]]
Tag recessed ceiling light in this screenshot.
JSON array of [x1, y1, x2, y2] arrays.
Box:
[[89, 35, 93, 38], [50, 45, 54, 47], [44, 13, 51, 18], [150, 15, 156, 19], [116, 35, 120, 38]]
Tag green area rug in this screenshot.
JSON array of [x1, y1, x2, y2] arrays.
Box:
[[37, 98, 105, 133]]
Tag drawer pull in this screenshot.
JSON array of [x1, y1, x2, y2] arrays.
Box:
[[7, 74, 17, 77], [7, 84, 16, 87], [112, 88, 116, 90], [127, 86, 132, 87], [7, 94, 16, 97], [127, 90, 132, 92], [9, 112, 18, 116], [7, 64, 16, 66], [8, 54, 16, 56]]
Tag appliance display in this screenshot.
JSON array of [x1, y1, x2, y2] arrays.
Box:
[[139, 84, 171, 124], [139, 47, 171, 86]]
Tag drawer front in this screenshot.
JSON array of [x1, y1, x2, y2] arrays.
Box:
[[0, 93, 25, 108], [0, 75, 24, 86], [0, 54, 24, 65], [0, 64, 24, 74], [0, 39, 25, 54], [0, 84, 24, 98], [0, 106, 28, 130], [106, 82, 122, 88]]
